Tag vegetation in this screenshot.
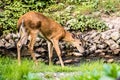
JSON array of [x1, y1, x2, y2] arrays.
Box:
[[0, 0, 120, 80], [0, 57, 120, 80], [0, 0, 55, 34], [1, 0, 120, 35]]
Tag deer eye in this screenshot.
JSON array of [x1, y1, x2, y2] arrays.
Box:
[[79, 42, 83, 46]]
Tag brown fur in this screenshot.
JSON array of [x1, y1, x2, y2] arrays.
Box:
[[17, 11, 84, 67]]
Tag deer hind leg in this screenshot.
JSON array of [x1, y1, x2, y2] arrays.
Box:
[[17, 32, 28, 65], [51, 39, 64, 67], [47, 41, 53, 65], [28, 32, 38, 65]]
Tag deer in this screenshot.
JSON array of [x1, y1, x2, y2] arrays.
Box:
[[17, 11, 84, 67]]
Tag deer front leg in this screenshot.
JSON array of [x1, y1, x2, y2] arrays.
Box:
[[47, 41, 53, 65], [52, 39, 64, 67], [17, 34, 28, 65], [28, 32, 38, 65]]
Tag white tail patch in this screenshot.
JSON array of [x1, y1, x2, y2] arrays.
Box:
[[19, 19, 28, 45]]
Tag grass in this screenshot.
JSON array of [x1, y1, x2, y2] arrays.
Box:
[[0, 57, 120, 80]]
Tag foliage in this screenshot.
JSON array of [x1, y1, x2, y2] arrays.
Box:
[[1, 0, 120, 35], [61, 63, 120, 80], [47, 10, 107, 32], [97, 0, 120, 14], [0, 0, 54, 35], [66, 15, 107, 31], [0, 57, 120, 80]]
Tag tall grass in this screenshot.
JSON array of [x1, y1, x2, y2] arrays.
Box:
[[0, 57, 120, 80]]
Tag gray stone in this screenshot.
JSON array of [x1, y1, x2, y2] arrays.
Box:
[[35, 47, 46, 52], [107, 59, 114, 63], [5, 40, 15, 49], [9, 39, 14, 44], [104, 39, 119, 50], [12, 33, 18, 39], [99, 52, 105, 57], [0, 39, 5, 47], [104, 39, 115, 46], [112, 49, 120, 54], [69, 52, 83, 57], [95, 49, 104, 53], [5, 33, 12, 40], [5, 42, 11, 49], [89, 44, 97, 52], [110, 31, 120, 41], [110, 43, 119, 50], [97, 44, 107, 49], [90, 32, 98, 38], [117, 39, 120, 44], [101, 32, 110, 40]]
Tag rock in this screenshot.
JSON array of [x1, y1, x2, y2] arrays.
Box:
[[14, 38, 19, 43], [101, 32, 110, 40], [9, 39, 14, 44], [34, 42, 40, 47], [101, 17, 120, 29], [1, 38, 7, 43], [64, 59, 73, 63], [83, 34, 90, 41], [69, 52, 83, 57], [99, 52, 105, 57], [56, 60, 60, 65], [12, 33, 18, 39], [1, 28, 120, 60], [101, 29, 118, 40], [35, 53, 41, 57], [95, 49, 104, 53], [110, 31, 120, 41], [105, 55, 113, 58], [4, 39, 15, 49], [110, 43, 119, 50], [0, 39, 5, 48], [104, 40, 119, 50], [5, 42, 11, 49], [93, 34, 101, 43], [36, 37, 41, 42], [5, 33, 12, 40], [89, 44, 97, 52], [104, 39, 113, 45], [112, 49, 120, 54], [107, 59, 114, 63], [90, 32, 99, 39], [35, 47, 46, 53], [117, 39, 120, 44], [97, 44, 107, 49], [89, 54, 95, 57]]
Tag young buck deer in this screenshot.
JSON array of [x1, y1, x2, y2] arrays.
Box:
[[17, 11, 84, 67]]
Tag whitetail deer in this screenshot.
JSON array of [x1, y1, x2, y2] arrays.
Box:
[[17, 11, 84, 67]]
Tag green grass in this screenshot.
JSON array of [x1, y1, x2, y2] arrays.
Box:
[[0, 57, 120, 80]]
